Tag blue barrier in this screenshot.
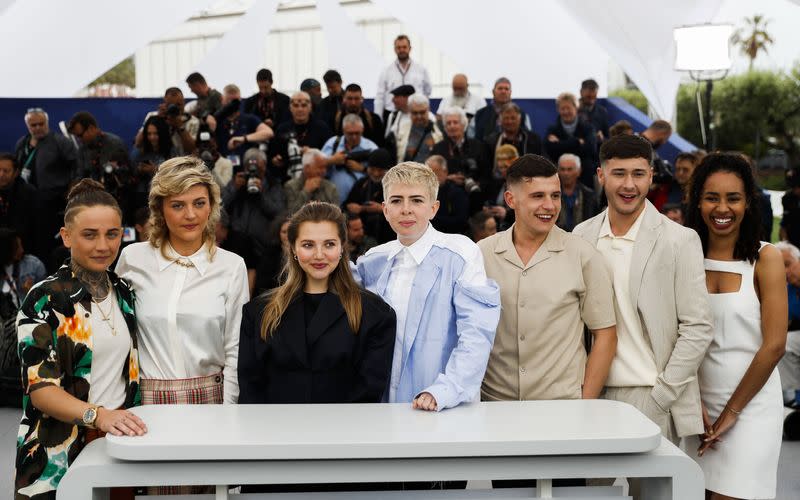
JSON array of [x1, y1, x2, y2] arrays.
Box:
[[0, 97, 694, 163]]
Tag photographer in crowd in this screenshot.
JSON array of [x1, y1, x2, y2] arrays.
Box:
[[334, 83, 384, 148], [243, 68, 290, 128], [135, 87, 198, 155], [14, 108, 78, 260], [432, 106, 488, 209], [195, 126, 233, 190], [186, 71, 223, 118], [284, 149, 338, 213], [222, 148, 286, 260], [270, 91, 334, 181], [322, 114, 378, 204], [211, 84, 273, 160], [68, 112, 129, 181], [343, 148, 394, 243]]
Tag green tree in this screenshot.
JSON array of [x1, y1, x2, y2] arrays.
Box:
[[90, 56, 135, 88], [609, 88, 648, 114], [732, 14, 774, 71], [676, 67, 800, 163]]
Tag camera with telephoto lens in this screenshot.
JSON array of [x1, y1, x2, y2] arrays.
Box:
[[286, 132, 303, 179], [246, 159, 260, 194], [195, 129, 216, 171], [652, 155, 674, 185]]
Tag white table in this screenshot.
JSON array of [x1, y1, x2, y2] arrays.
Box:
[[56, 400, 704, 499]]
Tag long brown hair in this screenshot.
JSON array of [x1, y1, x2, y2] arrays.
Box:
[[260, 202, 362, 339]]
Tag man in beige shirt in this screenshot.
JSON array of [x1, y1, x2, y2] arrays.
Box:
[[479, 154, 617, 403], [574, 134, 713, 445]]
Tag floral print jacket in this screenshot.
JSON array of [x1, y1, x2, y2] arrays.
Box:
[[14, 263, 141, 500]]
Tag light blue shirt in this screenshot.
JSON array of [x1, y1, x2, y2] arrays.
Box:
[[322, 135, 378, 204], [356, 224, 501, 410]]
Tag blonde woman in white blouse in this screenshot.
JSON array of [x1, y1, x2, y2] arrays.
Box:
[[116, 156, 249, 408]]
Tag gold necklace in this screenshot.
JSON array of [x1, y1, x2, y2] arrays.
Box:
[[92, 292, 117, 336], [173, 258, 195, 268]]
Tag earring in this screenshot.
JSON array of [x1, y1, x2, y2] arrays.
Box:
[[293, 254, 298, 260]]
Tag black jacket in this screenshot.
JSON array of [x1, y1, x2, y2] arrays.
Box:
[[485, 130, 542, 177], [543, 120, 597, 187], [431, 137, 488, 181], [242, 90, 291, 126], [238, 290, 396, 404], [556, 183, 599, 232], [0, 177, 40, 259]]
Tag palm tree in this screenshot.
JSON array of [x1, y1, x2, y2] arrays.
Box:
[[732, 15, 774, 71]]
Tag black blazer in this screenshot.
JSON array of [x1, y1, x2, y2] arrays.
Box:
[[238, 290, 396, 404]]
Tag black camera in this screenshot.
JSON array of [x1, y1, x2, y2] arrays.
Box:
[[166, 104, 181, 116], [286, 132, 303, 178], [652, 156, 674, 185], [246, 159, 260, 194], [346, 150, 371, 164], [214, 99, 241, 123]]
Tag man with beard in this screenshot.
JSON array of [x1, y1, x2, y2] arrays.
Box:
[[334, 83, 384, 147], [435, 74, 487, 120], [374, 35, 432, 121], [243, 68, 290, 128], [578, 78, 610, 144], [269, 91, 334, 180]]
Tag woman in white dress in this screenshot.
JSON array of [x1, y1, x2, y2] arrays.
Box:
[[685, 152, 787, 500]]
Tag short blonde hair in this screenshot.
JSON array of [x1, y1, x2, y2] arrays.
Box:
[[556, 92, 577, 109], [382, 161, 438, 202], [148, 156, 221, 260]]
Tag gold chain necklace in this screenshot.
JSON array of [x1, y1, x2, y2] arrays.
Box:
[[91, 278, 117, 336]]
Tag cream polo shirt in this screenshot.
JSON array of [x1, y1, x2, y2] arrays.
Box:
[[596, 209, 659, 387], [479, 225, 616, 401]]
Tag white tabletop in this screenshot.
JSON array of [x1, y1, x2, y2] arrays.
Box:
[[106, 400, 661, 461]]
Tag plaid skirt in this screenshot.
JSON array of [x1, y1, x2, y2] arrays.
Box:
[[140, 373, 223, 405], [140, 373, 223, 495]]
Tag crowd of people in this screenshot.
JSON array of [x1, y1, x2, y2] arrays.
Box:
[[3, 34, 798, 500]]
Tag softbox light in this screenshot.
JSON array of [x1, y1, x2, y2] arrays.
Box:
[[674, 23, 733, 72]]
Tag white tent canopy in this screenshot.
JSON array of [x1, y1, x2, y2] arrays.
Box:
[[3, 0, 789, 119]]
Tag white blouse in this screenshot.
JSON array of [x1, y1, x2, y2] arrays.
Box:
[[116, 242, 249, 404]]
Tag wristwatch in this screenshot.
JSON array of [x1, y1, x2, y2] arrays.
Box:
[[82, 405, 100, 428]]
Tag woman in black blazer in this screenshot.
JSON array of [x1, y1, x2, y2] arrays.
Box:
[[238, 202, 395, 404]]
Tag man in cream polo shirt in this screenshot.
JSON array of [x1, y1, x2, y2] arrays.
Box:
[[479, 154, 617, 403], [574, 134, 713, 444]]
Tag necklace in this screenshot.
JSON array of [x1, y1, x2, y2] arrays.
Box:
[[174, 258, 195, 268], [91, 276, 116, 336]]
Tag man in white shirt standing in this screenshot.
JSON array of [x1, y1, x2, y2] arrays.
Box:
[[374, 35, 432, 122], [436, 74, 487, 120]]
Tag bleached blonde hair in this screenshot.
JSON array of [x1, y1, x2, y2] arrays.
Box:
[[381, 161, 439, 202]]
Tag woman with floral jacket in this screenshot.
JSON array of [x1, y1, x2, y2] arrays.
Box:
[[15, 180, 146, 500]]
